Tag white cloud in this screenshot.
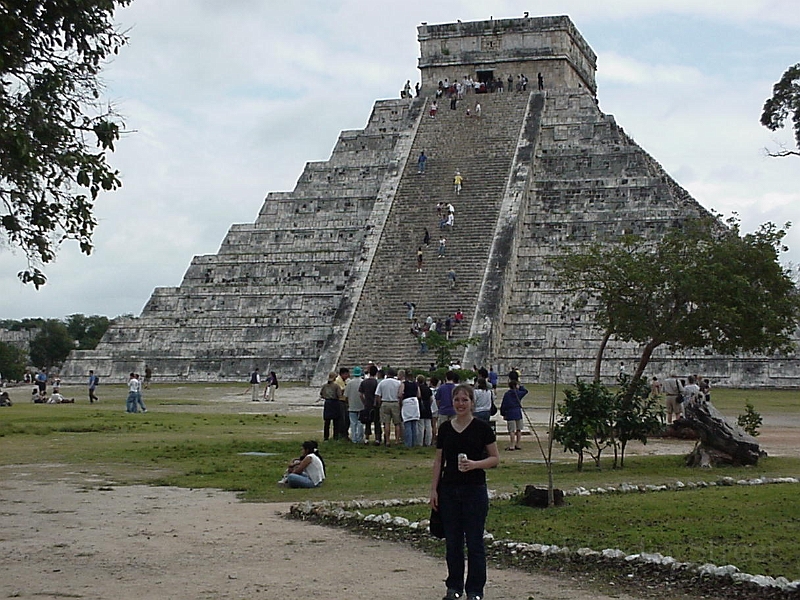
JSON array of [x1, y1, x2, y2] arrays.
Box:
[[599, 52, 705, 86]]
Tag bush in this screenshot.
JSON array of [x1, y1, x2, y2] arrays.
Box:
[[737, 401, 763, 437]]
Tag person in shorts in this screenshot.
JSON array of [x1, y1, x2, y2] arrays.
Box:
[[499, 379, 528, 450], [375, 368, 402, 446]]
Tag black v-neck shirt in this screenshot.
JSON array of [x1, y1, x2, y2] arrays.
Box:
[[437, 418, 496, 485]]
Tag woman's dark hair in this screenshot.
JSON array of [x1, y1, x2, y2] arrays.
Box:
[[476, 377, 488, 390], [302, 440, 324, 468]]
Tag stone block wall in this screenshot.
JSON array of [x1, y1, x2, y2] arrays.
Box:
[[487, 87, 798, 387], [418, 16, 596, 94], [61, 98, 423, 383]]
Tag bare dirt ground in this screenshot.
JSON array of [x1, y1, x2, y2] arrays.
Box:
[[0, 386, 796, 600]]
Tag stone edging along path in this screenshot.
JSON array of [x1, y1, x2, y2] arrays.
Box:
[[289, 476, 799, 598]]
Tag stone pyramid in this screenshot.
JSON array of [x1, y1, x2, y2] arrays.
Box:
[[62, 16, 792, 387]]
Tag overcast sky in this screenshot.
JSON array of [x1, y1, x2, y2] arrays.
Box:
[[1, 0, 798, 320]]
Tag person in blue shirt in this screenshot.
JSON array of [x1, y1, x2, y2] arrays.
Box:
[[487, 367, 498, 389], [88, 370, 99, 403], [499, 379, 528, 450]]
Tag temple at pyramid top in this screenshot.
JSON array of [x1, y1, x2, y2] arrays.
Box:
[[60, 15, 798, 388], [417, 16, 597, 94]]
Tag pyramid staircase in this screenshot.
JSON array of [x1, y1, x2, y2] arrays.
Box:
[[335, 91, 535, 370]]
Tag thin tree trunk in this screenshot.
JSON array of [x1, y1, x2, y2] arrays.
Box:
[[593, 329, 612, 382], [625, 340, 660, 403]]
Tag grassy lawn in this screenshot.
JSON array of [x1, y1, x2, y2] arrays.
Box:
[[1, 384, 798, 581]]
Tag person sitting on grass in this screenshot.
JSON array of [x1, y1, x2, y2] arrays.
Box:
[[281, 440, 326, 489], [0, 391, 11, 407], [47, 388, 74, 403]]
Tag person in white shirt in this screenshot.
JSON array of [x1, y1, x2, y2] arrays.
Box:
[[682, 375, 701, 409], [284, 441, 325, 488], [375, 368, 402, 446], [661, 375, 683, 423], [126, 372, 141, 413]]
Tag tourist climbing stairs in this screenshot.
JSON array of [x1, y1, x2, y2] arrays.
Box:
[[338, 91, 534, 370]]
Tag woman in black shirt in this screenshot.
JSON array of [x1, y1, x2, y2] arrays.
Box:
[[430, 383, 499, 600]]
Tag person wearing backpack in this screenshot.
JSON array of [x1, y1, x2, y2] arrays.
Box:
[[88, 370, 100, 403]]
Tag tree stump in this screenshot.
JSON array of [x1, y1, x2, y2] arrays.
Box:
[[674, 401, 762, 466], [520, 485, 565, 508]]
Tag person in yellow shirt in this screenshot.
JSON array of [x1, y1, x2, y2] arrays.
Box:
[[453, 171, 463, 195]]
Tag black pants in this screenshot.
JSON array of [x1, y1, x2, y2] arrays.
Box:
[[323, 399, 345, 440]]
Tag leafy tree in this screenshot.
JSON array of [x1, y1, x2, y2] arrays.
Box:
[[553, 379, 615, 470], [554, 376, 665, 470], [612, 374, 664, 468], [0, 0, 131, 287], [426, 331, 481, 370], [761, 63, 800, 157], [0, 341, 27, 381], [29, 319, 74, 370], [554, 217, 800, 398], [65, 313, 109, 349], [0, 318, 43, 331]]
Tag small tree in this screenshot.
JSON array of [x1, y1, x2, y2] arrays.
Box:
[[553, 379, 615, 470], [554, 217, 800, 398], [612, 374, 665, 468], [737, 402, 763, 437], [426, 331, 481, 370]]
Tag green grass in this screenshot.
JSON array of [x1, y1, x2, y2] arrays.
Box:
[[1, 385, 798, 581], [365, 484, 800, 580]]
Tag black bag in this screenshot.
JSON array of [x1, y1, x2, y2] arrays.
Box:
[[358, 408, 373, 425], [429, 508, 445, 538], [490, 400, 498, 416]]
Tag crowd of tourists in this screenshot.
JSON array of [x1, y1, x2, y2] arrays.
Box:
[[650, 372, 712, 423], [410, 309, 466, 352], [433, 72, 540, 98], [404, 70, 544, 103], [314, 363, 527, 452]]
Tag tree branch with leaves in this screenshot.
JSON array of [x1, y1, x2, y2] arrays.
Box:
[[761, 63, 800, 158], [0, 0, 131, 287]]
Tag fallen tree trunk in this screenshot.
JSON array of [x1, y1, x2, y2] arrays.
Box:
[[673, 401, 762, 466]]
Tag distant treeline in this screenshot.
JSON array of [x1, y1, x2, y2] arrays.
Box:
[[0, 314, 130, 380]]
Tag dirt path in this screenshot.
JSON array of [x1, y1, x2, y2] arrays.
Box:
[[1, 473, 646, 600]]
